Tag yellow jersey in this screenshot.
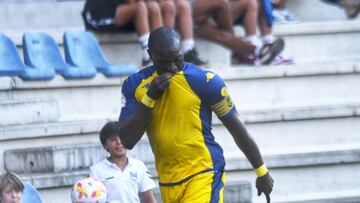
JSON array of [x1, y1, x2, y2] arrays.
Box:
[[119, 63, 236, 185]]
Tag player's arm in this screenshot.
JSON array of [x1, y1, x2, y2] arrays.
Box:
[[202, 73, 273, 203], [118, 104, 152, 149], [222, 114, 273, 203], [140, 190, 157, 203], [118, 73, 173, 149]]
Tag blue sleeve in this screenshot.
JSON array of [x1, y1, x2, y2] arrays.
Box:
[[119, 76, 139, 120], [185, 66, 236, 120]]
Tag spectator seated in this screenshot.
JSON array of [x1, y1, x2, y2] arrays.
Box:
[[64, 31, 137, 77], [21, 182, 43, 203], [0, 33, 55, 80], [23, 32, 97, 79]]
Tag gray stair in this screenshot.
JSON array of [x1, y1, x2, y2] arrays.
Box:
[[6, 141, 360, 203], [0, 74, 124, 121], [0, 98, 59, 126], [1, 61, 359, 123], [2, 0, 359, 66]]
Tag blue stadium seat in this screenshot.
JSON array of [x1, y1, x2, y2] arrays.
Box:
[[63, 31, 137, 77], [21, 182, 43, 203], [23, 32, 97, 79], [0, 33, 55, 80]]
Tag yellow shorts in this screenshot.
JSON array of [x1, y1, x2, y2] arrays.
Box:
[[160, 171, 226, 203]]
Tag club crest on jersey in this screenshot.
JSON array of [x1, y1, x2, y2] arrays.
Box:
[[221, 87, 228, 97], [130, 172, 138, 181], [206, 72, 215, 82]]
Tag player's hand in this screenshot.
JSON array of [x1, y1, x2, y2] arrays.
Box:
[[147, 72, 173, 100], [256, 173, 274, 203]]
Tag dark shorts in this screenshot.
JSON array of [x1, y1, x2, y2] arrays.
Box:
[[82, 7, 135, 33]]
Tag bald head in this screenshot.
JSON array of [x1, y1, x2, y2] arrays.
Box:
[[149, 26, 182, 60], [148, 26, 183, 74]]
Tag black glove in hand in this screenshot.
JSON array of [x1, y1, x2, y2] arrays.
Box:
[[147, 72, 173, 100], [256, 173, 274, 203]]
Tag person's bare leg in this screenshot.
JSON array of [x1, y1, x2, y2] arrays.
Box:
[[193, 0, 234, 33], [230, 0, 257, 36], [115, 2, 151, 64], [159, 0, 176, 27], [195, 19, 255, 56], [146, 1, 163, 29], [115, 2, 149, 35], [176, 0, 193, 39]]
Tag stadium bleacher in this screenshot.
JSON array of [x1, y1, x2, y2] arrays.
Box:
[[23, 32, 97, 79], [0, 0, 360, 202]]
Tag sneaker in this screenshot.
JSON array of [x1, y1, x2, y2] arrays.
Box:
[[256, 38, 284, 65], [184, 49, 207, 66], [282, 9, 298, 22], [272, 9, 286, 23], [232, 39, 285, 66], [142, 58, 152, 67], [270, 55, 294, 65], [231, 54, 256, 65]]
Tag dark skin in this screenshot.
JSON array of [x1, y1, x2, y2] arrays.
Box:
[[118, 47, 273, 203]]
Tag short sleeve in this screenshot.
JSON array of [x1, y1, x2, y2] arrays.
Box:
[[88, 166, 97, 178], [138, 161, 156, 192], [186, 69, 236, 120], [119, 76, 139, 120]]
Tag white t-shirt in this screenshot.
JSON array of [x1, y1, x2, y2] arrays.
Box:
[[89, 157, 156, 203]]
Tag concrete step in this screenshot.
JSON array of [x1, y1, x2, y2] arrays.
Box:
[[0, 74, 124, 121], [2, 0, 359, 66], [2, 100, 359, 170], [213, 101, 360, 155], [217, 61, 360, 110], [286, 0, 359, 22], [236, 163, 360, 203], [1, 62, 360, 122], [10, 143, 360, 202], [272, 20, 360, 64], [233, 19, 360, 64], [226, 144, 360, 203], [0, 98, 59, 126]]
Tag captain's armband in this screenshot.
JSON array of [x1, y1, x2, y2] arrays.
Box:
[[210, 95, 234, 118]]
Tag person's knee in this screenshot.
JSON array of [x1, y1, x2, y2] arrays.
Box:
[[147, 1, 161, 17], [247, 0, 258, 12], [161, 0, 176, 15], [176, 0, 191, 14], [214, 0, 229, 10], [135, 1, 147, 15]]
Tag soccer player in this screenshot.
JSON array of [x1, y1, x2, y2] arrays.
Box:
[[89, 122, 156, 203], [118, 26, 273, 202]]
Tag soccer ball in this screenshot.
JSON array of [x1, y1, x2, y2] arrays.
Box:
[[71, 177, 107, 203]]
